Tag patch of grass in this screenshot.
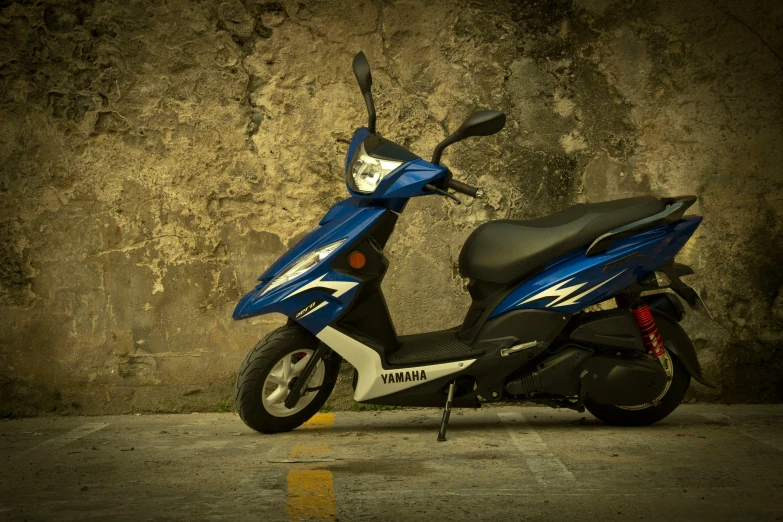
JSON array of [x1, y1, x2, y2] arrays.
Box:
[[180, 406, 191, 414], [319, 402, 333, 413], [351, 402, 398, 412], [71, 402, 82, 409], [0, 408, 12, 419], [217, 397, 233, 413]]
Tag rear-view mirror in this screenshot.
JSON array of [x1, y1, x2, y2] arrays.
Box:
[[431, 110, 506, 164]]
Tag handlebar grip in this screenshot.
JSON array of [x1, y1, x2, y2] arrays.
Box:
[[445, 178, 483, 198]]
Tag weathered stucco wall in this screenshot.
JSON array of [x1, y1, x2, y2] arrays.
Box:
[[1, 0, 781, 415]]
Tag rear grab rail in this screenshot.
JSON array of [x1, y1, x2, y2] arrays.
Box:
[[586, 196, 697, 255]]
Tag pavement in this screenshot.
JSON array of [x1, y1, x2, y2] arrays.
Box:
[[1, 405, 782, 521]]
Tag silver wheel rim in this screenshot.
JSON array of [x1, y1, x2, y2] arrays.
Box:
[[262, 348, 325, 417], [617, 351, 674, 411]]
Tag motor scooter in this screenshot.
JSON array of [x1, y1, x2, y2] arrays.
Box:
[[232, 52, 713, 439]]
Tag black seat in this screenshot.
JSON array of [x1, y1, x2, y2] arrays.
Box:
[[458, 196, 666, 284]]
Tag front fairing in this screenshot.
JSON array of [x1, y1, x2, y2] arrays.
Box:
[[254, 198, 381, 284], [234, 128, 446, 332], [345, 127, 449, 205], [232, 201, 388, 332]]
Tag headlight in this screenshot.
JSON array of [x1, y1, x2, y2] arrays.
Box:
[[349, 141, 403, 193], [260, 239, 346, 296]]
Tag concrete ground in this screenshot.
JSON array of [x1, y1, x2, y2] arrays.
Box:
[[1, 405, 782, 521]]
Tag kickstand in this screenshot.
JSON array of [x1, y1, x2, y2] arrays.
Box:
[[437, 382, 456, 442]]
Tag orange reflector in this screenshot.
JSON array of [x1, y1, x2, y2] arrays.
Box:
[[348, 251, 366, 269]]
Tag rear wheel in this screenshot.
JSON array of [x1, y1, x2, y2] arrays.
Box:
[[585, 345, 690, 426], [235, 323, 340, 433]]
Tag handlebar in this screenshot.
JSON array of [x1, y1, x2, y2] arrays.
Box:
[[445, 178, 484, 199], [424, 172, 485, 203]]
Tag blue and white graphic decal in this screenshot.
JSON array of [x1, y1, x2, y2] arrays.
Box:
[[234, 269, 361, 332], [286, 274, 359, 319], [232, 201, 390, 332], [520, 270, 626, 308], [255, 205, 386, 284], [491, 217, 702, 318]]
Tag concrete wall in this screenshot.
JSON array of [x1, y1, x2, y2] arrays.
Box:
[[1, 0, 781, 415]]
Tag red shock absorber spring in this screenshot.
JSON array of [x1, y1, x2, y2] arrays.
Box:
[[631, 304, 665, 358]]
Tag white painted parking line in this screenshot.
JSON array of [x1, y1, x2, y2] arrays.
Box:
[[699, 413, 783, 453], [14, 423, 109, 458], [341, 486, 750, 498], [498, 412, 575, 485]]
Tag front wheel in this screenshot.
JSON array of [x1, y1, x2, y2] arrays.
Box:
[[235, 323, 340, 433]]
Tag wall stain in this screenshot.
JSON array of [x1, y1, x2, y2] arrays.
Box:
[[1, 0, 781, 414]]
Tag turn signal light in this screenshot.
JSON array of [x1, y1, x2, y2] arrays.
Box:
[[348, 251, 366, 269]]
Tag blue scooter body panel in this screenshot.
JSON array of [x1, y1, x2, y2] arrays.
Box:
[[235, 124, 702, 338], [490, 216, 702, 317], [233, 204, 386, 332], [230, 51, 709, 412], [234, 127, 452, 331], [344, 128, 450, 205]]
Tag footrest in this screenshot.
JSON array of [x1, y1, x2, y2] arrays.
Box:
[[387, 328, 484, 365]]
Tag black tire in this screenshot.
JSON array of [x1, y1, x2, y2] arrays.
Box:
[[235, 323, 340, 434], [585, 311, 693, 426], [585, 352, 690, 426]]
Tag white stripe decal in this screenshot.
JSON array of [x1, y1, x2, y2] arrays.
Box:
[[520, 278, 587, 307], [556, 270, 626, 307], [286, 274, 358, 319], [286, 274, 358, 300], [519, 270, 627, 309]]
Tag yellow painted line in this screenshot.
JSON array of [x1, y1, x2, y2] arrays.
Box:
[[300, 413, 334, 429], [286, 469, 335, 521], [289, 444, 330, 458], [286, 413, 336, 521]]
